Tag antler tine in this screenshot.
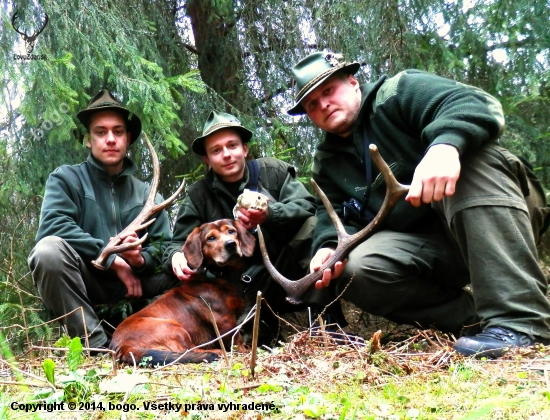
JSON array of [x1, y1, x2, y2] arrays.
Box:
[[259, 144, 409, 304], [11, 10, 26, 36], [258, 226, 329, 305], [92, 133, 186, 270], [310, 179, 348, 242], [26, 12, 50, 39], [35, 12, 49, 36], [141, 133, 161, 211]]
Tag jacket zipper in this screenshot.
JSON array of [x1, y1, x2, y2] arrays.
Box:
[[110, 181, 118, 234]]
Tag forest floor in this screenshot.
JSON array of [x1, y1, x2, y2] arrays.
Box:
[[2, 297, 550, 419]]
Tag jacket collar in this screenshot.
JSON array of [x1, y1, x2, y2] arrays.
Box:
[[206, 163, 249, 192], [87, 154, 137, 180], [359, 74, 387, 114]]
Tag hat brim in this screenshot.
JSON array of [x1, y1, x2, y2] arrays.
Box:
[[287, 62, 361, 116], [192, 125, 253, 156], [76, 106, 142, 145]]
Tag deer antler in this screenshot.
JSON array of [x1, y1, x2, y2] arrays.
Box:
[[30, 12, 48, 38], [11, 9, 49, 53], [11, 10, 26, 36], [258, 144, 409, 304], [92, 133, 186, 270]]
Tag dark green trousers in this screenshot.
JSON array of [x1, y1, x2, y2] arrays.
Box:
[[339, 144, 550, 337], [28, 236, 179, 347]]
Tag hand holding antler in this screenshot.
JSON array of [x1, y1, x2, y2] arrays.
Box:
[[258, 144, 410, 304], [309, 248, 346, 288], [92, 133, 186, 270], [116, 231, 145, 268]]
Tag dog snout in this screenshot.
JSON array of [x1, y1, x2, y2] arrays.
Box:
[[224, 240, 237, 251]]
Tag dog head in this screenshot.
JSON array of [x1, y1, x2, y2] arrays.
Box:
[[183, 219, 256, 269]]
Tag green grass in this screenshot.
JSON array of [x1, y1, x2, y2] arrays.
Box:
[[2, 331, 550, 419]]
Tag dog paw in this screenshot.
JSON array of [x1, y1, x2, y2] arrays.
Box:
[[202, 351, 222, 363]]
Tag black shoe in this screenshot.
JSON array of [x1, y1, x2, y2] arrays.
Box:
[[453, 326, 550, 358]]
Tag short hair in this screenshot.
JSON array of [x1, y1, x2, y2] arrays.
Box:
[[85, 109, 130, 133]]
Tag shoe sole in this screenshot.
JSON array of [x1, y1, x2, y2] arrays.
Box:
[[453, 340, 508, 359]]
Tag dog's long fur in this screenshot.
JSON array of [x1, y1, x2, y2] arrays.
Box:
[[109, 219, 255, 365]]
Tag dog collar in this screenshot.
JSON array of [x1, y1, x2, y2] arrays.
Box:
[[197, 266, 241, 282]]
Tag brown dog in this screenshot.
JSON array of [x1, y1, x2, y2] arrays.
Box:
[[109, 219, 255, 365]]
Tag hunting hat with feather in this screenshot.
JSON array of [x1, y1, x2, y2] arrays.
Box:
[[76, 89, 142, 144], [287, 50, 361, 116], [192, 110, 253, 156]]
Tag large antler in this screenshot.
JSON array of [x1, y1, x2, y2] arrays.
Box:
[[92, 133, 186, 270], [11, 9, 49, 53], [11, 11, 26, 37], [258, 144, 409, 304]]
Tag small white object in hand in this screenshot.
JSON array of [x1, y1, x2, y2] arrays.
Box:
[[233, 189, 269, 219]]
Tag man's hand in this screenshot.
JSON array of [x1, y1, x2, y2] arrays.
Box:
[[309, 247, 346, 289], [406, 144, 461, 207], [110, 256, 143, 298], [235, 207, 268, 230], [171, 251, 196, 281], [117, 231, 145, 268]]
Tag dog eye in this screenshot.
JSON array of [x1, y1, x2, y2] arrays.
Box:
[[228, 229, 236, 235], [207, 235, 216, 241]]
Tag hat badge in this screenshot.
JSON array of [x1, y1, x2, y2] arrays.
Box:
[[323, 50, 344, 67]]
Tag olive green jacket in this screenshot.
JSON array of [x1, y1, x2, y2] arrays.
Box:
[[312, 69, 505, 252], [35, 154, 172, 275], [162, 157, 316, 271]]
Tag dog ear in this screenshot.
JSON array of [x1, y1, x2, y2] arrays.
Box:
[[182, 227, 203, 269], [234, 220, 256, 257]]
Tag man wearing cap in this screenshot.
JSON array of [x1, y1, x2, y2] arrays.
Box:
[[162, 110, 348, 342], [28, 90, 178, 350], [288, 51, 550, 358]]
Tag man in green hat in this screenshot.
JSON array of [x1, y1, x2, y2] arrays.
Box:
[[289, 50, 550, 358], [28, 90, 178, 350], [163, 110, 352, 343]]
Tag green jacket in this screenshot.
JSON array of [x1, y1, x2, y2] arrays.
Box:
[[35, 154, 172, 275], [162, 157, 316, 271], [312, 69, 505, 252]]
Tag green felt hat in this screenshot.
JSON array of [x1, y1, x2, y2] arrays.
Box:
[[287, 51, 361, 115], [76, 89, 141, 144], [192, 111, 253, 156]]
